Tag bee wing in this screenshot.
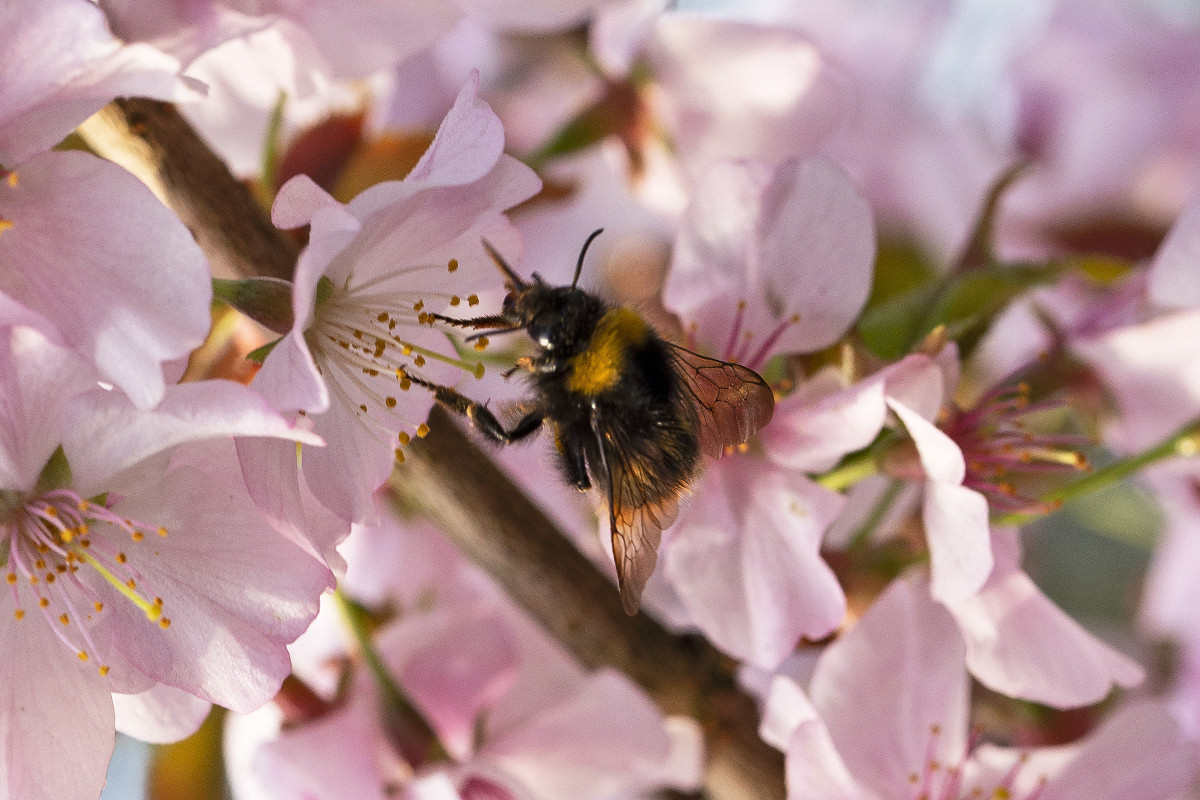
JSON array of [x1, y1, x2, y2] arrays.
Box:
[[665, 342, 775, 458], [589, 410, 681, 615]]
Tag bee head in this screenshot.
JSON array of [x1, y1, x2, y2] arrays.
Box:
[[483, 230, 607, 353]]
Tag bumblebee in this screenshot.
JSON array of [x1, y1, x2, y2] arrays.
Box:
[[424, 230, 774, 614]]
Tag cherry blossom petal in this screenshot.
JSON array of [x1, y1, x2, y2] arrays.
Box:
[[0, 596, 114, 800], [944, 528, 1143, 708], [761, 677, 872, 800], [809, 577, 969, 800], [484, 669, 701, 799], [0, 0, 198, 166], [1031, 702, 1197, 800], [234, 435, 350, 570], [113, 683, 213, 744], [404, 71, 505, 189], [456, 0, 622, 33], [1149, 190, 1200, 310], [889, 399, 992, 602], [664, 156, 874, 366], [666, 457, 846, 668], [647, 17, 846, 170], [0, 325, 96, 490], [85, 439, 332, 711], [1073, 309, 1200, 452], [62, 380, 323, 495], [762, 368, 887, 473], [0, 151, 211, 408], [253, 703, 389, 800], [385, 613, 520, 761]]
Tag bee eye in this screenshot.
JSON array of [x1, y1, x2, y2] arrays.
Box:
[[527, 322, 554, 349]]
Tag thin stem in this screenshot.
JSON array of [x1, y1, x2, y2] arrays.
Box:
[[847, 479, 905, 551], [995, 418, 1200, 527], [334, 589, 448, 767], [815, 449, 880, 492]]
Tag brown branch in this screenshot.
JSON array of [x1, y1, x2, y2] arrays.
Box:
[[78, 99, 297, 281], [391, 409, 785, 800], [83, 99, 786, 800]]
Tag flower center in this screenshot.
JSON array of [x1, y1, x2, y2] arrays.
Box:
[[945, 381, 1088, 514], [307, 261, 489, 459], [3, 489, 172, 675], [908, 724, 1049, 800], [712, 299, 801, 371]]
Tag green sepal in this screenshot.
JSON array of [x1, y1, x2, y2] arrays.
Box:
[[34, 446, 72, 494], [246, 337, 283, 365], [212, 276, 295, 334]]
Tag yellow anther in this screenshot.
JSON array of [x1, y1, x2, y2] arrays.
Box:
[[467, 294, 479, 306], [13, 609, 23, 620], [398, 432, 411, 445], [159, 617, 171, 629], [417, 424, 430, 438], [78, 651, 88, 662], [450, 295, 461, 306], [394, 449, 405, 464], [385, 397, 397, 408], [99, 665, 109, 677], [448, 259, 459, 272]]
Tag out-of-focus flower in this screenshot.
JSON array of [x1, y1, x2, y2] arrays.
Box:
[[101, 0, 462, 78], [760, 576, 1195, 800], [227, 509, 702, 800], [0, 0, 200, 168], [238, 73, 540, 524], [0, 324, 332, 800], [631, 155, 874, 668], [0, 150, 213, 409], [1149, 189, 1200, 310], [940, 527, 1143, 707], [586, 10, 845, 181]]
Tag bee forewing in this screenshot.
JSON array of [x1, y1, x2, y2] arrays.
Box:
[[666, 343, 775, 458]]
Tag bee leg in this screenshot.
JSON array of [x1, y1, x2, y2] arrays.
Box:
[[561, 437, 591, 490], [428, 312, 512, 330], [419, 380, 543, 445]]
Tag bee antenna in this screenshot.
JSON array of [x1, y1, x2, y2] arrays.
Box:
[[573, 228, 604, 289], [481, 239, 526, 289]]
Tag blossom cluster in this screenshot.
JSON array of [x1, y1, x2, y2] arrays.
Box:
[[5, 1, 1200, 799]]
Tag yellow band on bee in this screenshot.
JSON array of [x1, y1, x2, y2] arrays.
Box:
[[567, 308, 649, 395]]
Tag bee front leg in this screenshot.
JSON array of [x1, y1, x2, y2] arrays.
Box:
[[422, 382, 542, 445]]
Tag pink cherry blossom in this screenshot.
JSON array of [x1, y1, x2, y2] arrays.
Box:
[[1149, 189, 1200, 310], [663, 454, 847, 669], [240, 73, 540, 523], [663, 156, 875, 371], [940, 528, 1143, 708], [0, 324, 332, 800], [0, 151, 213, 409], [229, 510, 702, 800], [101, 0, 462, 78], [0, 0, 200, 168], [1074, 308, 1200, 453], [761, 577, 1197, 800]]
